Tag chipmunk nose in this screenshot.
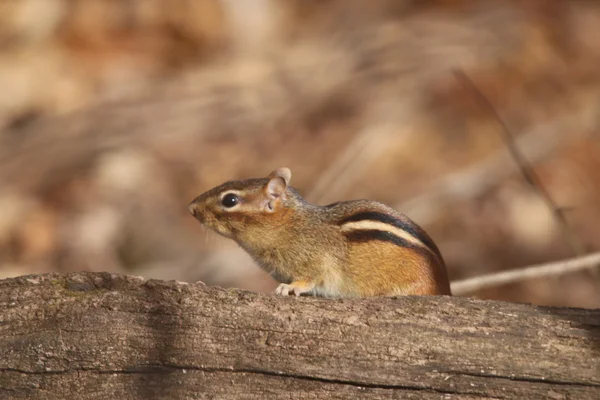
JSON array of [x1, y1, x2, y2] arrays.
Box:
[[189, 199, 207, 223], [188, 201, 199, 218]]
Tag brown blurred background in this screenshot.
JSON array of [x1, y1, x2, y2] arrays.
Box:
[[1, 0, 599, 308]]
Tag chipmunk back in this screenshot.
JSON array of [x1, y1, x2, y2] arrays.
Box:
[[188, 167, 451, 297]]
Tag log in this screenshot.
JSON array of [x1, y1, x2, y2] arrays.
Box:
[[0, 272, 598, 399]]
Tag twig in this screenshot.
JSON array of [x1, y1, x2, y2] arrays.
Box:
[[453, 69, 586, 256], [395, 102, 597, 226], [451, 251, 600, 295]]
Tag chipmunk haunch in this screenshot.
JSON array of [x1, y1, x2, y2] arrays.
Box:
[[189, 167, 452, 297]]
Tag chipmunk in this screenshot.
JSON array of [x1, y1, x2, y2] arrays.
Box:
[[188, 167, 452, 297]]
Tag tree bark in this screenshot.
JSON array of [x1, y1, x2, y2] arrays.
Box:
[[0, 272, 598, 399]]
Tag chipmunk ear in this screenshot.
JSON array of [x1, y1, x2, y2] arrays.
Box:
[[266, 167, 291, 199]]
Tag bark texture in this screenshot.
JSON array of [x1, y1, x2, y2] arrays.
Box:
[[0, 272, 598, 399]]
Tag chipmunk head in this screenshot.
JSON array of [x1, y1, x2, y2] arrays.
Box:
[[188, 167, 293, 240]]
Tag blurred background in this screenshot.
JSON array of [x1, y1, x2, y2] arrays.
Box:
[[1, 0, 599, 308]]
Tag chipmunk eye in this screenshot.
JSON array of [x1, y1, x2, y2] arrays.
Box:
[[221, 193, 240, 208]]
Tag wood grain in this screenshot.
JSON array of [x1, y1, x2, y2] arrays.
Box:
[[0, 272, 598, 399]]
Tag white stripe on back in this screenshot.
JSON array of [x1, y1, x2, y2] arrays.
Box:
[[340, 220, 434, 254]]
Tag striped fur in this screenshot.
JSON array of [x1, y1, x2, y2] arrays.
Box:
[[339, 211, 444, 263]]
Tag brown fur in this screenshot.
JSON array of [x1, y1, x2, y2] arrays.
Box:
[[189, 168, 451, 297]]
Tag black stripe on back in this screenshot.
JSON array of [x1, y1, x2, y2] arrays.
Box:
[[343, 229, 415, 249], [340, 211, 443, 261], [343, 229, 438, 268]]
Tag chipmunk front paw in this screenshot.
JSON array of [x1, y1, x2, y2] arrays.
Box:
[[275, 281, 314, 296]]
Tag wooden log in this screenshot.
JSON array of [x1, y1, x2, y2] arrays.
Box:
[[0, 272, 598, 399]]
